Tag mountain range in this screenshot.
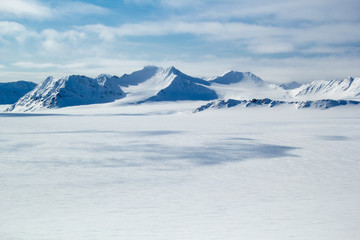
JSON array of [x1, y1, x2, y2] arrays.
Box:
[[2, 66, 360, 112]]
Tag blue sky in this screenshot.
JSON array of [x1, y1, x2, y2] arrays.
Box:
[[0, 0, 359, 83]]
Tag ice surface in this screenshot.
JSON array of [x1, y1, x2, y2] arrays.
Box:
[[1, 103, 360, 240]]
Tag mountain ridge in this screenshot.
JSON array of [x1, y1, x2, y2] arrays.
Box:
[[3, 66, 360, 112]]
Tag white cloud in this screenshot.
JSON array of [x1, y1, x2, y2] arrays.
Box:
[[54, 1, 109, 16], [0, 0, 51, 19], [0, 21, 27, 35], [39, 28, 86, 53], [0, 0, 108, 20], [13, 61, 57, 69], [7, 54, 360, 84], [13, 61, 87, 69], [80, 20, 360, 55], [1, 0, 359, 83], [248, 41, 294, 54], [0, 21, 36, 43], [81, 21, 283, 41], [192, 0, 360, 24]]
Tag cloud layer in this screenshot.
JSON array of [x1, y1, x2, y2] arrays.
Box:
[[0, 0, 359, 83]]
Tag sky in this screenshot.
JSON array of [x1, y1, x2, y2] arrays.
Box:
[[0, 0, 359, 83]]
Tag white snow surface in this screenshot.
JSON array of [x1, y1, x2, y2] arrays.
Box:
[[1, 102, 360, 240]]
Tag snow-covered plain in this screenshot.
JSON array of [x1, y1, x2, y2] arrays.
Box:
[[1, 102, 360, 240]]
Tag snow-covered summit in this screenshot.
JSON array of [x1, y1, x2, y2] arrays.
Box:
[[114, 66, 217, 103], [143, 67, 217, 102]]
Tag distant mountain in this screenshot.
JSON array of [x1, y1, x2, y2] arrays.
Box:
[[292, 77, 360, 100], [115, 66, 166, 87], [279, 81, 302, 90], [143, 67, 217, 102], [210, 71, 264, 86], [100, 66, 218, 103], [195, 98, 360, 112], [0, 81, 37, 104], [6, 75, 125, 112]]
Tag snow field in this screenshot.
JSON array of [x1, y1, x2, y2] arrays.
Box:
[[0, 104, 360, 240]]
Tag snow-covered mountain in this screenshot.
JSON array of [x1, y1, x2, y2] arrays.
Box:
[[210, 71, 264, 86], [101, 66, 217, 104], [279, 81, 302, 90], [208, 71, 288, 100], [291, 77, 360, 100], [4, 65, 360, 112], [6, 75, 125, 112], [0, 81, 37, 104], [143, 67, 217, 102]]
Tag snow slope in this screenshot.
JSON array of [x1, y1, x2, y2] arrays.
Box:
[[6, 75, 125, 112], [144, 67, 217, 102], [0, 81, 37, 104], [1, 103, 360, 240], [292, 77, 360, 100], [208, 71, 288, 100], [113, 66, 179, 104]]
